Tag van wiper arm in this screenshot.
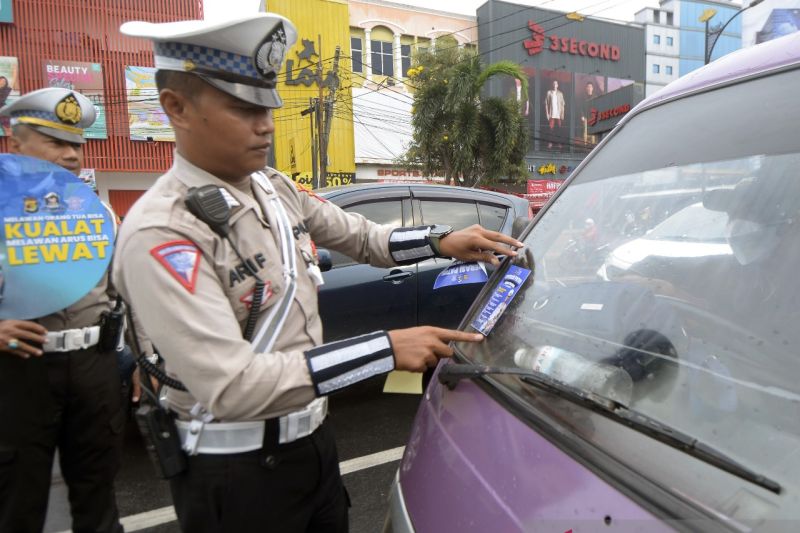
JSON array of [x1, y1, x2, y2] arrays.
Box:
[[438, 363, 781, 494]]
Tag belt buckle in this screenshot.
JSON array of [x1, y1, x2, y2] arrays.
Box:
[[63, 329, 84, 351]]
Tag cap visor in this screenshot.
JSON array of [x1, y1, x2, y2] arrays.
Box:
[[33, 125, 86, 144], [200, 76, 283, 108]]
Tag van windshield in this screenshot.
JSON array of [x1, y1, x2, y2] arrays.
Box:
[[457, 68, 800, 512]]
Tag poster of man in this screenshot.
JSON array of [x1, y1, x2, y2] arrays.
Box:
[[42, 60, 107, 139], [125, 65, 175, 142], [0, 56, 19, 135], [540, 70, 571, 151], [574, 73, 605, 148]]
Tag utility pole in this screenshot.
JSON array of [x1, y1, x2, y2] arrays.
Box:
[[301, 97, 318, 187], [320, 46, 341, 188], [315, 35, 324, 189]]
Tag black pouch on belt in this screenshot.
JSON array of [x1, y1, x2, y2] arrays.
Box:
[[135, 403, 187, 479], [98, 297, 126, 351]]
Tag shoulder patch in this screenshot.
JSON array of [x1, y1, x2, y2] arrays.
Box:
[[294, 181, 327, 203], [150, 241, 201, 293]]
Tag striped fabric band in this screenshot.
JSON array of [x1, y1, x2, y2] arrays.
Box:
[[304, 331, 395, 396], [389, 225, 435, 265], [155, 41, 261, 79]]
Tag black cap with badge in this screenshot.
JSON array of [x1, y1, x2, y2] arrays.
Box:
[[120, 14, 298, 109]]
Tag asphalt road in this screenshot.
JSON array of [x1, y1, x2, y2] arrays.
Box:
[[44, 375, 423, 533]]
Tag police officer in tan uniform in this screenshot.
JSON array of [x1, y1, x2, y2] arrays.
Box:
[[0, 88, 125, 533], [115, 14, 523, 532]]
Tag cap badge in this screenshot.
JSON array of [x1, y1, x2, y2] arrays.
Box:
[[55, 94, 82, 125], [254, 22, 287, 78], [184, 59, 196, 72]]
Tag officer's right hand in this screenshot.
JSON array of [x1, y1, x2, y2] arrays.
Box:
[[0, 320, 47, 358], [388, 326, 483, 372]]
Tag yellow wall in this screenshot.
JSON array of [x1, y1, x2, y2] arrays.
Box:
[[265, 0, 355, 188]]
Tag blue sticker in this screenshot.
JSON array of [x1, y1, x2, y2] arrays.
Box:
[[433, 261, 488, 290], [471, 265, 531, 336], [0, 154, 115, 319]]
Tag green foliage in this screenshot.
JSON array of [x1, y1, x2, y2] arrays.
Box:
[[403, 47, 528, 186]]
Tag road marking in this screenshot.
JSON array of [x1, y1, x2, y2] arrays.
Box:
[[54, 446, 406, 533], [340, 445, 404, 475]]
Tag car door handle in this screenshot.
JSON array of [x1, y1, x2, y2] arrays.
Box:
[[383, 270, 414, 283]]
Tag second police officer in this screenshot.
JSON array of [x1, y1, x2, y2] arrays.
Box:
[[114, 12, 523, 532], [0, 88, 127, 533]]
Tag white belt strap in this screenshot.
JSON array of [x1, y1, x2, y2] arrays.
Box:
[[43, 326, 101, 352], [249, 172, 298, 355], [177, 420, 266, 455], [279, 397, 327, 445], [176, 398, 328, 455]]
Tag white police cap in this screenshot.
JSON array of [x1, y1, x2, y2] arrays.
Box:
[[0, 87, 97, 144], [120, 14, 297, 108]]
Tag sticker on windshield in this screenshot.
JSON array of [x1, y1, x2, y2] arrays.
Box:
[[433, 261, 488, 290], [471, 266, 531, 336]]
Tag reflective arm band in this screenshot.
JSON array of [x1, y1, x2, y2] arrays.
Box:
[[389, 225, 434, 265], [304, 331, 395, 396]]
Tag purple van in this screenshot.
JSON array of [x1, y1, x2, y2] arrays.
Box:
[[385, 33, 800, 532]]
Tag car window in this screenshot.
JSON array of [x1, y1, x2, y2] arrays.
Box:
[[330, 199, 403, 267], [478, 203, 508, 232], [419, 199, 479, 230], [457, 67, 800, 513]]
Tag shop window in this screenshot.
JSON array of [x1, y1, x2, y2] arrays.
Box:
[[401, 44, 411, 77], [351, 37, 363, 73], [371, 40, 394, 77]]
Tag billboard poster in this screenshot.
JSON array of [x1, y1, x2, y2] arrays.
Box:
[[0, 0, 12, 23], [526, 178, 564, 208], [574, 73, 605, 148], [743, 2, 800, 47], [540, 70, 572, 151], [0, 56, 19, 136], [43, 60, 107, 139], [125, 66, 174, 142]]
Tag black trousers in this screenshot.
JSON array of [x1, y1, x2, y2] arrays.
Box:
[[170, 419, 349, 533], [0, 347, 125, 533]]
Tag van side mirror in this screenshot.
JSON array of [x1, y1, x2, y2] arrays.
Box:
[[512, 216, 529, 240], [317, 248, 333, 272]]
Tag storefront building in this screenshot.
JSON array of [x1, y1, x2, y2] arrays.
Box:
[[478, 0, 646, 200], [0, 0, 203, 215]]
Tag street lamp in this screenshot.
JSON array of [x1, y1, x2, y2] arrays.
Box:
[[702, 0, 765, 65]]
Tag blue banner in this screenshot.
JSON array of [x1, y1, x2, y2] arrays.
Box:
[[0, 154, 114, 319], [471, 266, 531, 336], [0, 0, 12, 24], [433, 261, 488, 290]]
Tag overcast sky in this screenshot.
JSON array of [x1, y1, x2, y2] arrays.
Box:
[[202, 0, 694, 24]]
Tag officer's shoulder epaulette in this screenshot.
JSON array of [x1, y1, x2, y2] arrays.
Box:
[[264, 167, 327, 204]]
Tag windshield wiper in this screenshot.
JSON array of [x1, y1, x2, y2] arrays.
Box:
[[438, 363, 781, 494]]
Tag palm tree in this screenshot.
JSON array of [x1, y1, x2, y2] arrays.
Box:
[[404, 46, 528, 187]]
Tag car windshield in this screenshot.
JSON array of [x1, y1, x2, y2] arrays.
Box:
[[458, 67, 800, 511]]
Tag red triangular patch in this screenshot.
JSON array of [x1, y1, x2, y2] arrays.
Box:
[[150, 241, 201, 293]]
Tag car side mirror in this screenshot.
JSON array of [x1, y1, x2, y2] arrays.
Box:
[[317, 248, 333, 272], [512, 216, 529, 240]]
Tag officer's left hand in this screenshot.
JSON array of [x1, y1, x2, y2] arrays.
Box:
[[438, 224, 524, 266]]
